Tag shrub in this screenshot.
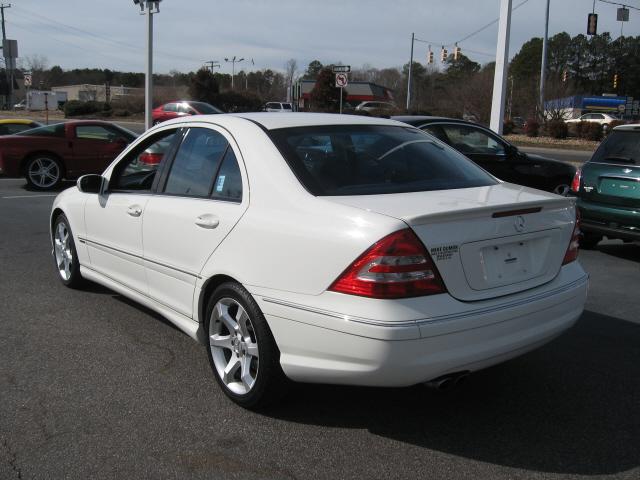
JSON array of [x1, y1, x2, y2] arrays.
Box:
[[524, 118, 540, 137], [212, 92, 262, 113], [503, 119, 515, 135], [547, 119, 568, 139], [64, 100, 111, 118], [111, 95, 145, 114], [584, 122, 603, 141]]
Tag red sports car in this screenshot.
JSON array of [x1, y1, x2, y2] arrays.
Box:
[[152, 101, 223, 124], [0, 120, 137, 190]]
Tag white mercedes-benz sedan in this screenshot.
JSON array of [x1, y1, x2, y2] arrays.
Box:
[[50, 113, 588, 408]]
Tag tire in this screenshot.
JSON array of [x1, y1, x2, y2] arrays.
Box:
[[205, 282, 288, 409], [25, 155, 63, 190], [52, 214, 85, 288], [580, 232, 602, 250]]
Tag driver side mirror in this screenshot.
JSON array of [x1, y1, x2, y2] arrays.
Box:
[[504, 144, 519, 158], [77, 174, 103, 194]]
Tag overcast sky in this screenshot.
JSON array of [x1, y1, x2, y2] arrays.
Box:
[[7, 0, 640, 75]]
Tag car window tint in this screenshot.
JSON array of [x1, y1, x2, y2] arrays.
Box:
[[5, 124, 32, 134], [76, 125, 113, 141], [164, 128, 229, 197], [163, 103, 177, 112], [283, 104, 292, 110], [212, 149, 243, 202], [590, 131, 640, 165], [440, 125, 505, 155], [19, 123, 65, 137], [270, 125, 497, 196], [177, 103, 191, 114], [422, 125, 451, 144], [110, 130, 178, 191]]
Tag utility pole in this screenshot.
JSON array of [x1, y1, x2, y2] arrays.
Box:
[[539, 0, 550, 119], [134, 0, 160, 130], [490, 0, 513, 134], [406, 32, 414, 112], [1, 4, 11, 109], [225, 56, 244, 90], [203, 60, 220, 73]]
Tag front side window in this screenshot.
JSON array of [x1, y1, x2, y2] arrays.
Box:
[[163, 128, 230, 197], [439, 124, 506, 156], [110, 129, 178, 191], [269, 125, 497, 196], [163, 103, 178, 112]]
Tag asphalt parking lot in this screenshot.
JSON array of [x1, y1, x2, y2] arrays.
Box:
[[1, 177, 638, 480]]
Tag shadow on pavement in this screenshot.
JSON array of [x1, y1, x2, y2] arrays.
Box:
[[265, 311, 640, 476], [20, 180, 75, 193], [595, 242, 640, 263]]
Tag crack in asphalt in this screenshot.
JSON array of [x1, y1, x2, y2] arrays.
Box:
[[1, 437, 22, 479]]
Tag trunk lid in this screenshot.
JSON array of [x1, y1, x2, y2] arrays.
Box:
[[581, 162, 640, 207], [326, 183, 576, 301]]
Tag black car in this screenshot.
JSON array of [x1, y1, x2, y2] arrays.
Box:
[[393, 116, 576, 195]]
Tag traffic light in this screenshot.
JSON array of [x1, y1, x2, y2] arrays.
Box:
[[562, 70, 568, 82], [587, 13, 598, 35], [440, 47, 448, 63], [454, 46, 461, 61], [427, 50, 434, 64], [613, 74, 619, 89]]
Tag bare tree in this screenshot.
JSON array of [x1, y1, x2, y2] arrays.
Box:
[[284, 58, 297, 101]]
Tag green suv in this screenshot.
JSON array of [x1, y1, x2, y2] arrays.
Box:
[[572, 124, 640, 248]]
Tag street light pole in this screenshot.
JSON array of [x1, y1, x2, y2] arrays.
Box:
[[225, 56, 244, 90], [490, 0, 513, 134], [134, 0, 160, 130], [406, 32, 414, 112], [539, 0, 550, 118]]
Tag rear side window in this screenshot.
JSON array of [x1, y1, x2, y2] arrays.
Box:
[[212, 149, 243, 202], [269, 125, 497, 196], [590, 130, 640, 165], [164, 128, 230, 197]]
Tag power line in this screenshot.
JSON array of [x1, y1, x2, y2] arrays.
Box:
[[598, 0, 640, 11], [453, 0, 531, 45]]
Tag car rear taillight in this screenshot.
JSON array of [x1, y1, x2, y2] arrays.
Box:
[[562, 208, 581, 265], [139, 152, 163, 165], [570, 168, 582, 193], [329, 229, 446, 299]]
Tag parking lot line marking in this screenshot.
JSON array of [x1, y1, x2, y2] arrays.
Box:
[[1, 194, 57, 199]]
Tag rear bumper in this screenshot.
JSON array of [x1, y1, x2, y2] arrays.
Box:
[[577, 198, 640, 241], [254, 263, 588, 387]]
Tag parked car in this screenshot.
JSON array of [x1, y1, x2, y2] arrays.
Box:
[[263, 102, 293, 112], [355, 101, 397, 115], [0, 120, 137, 190], [152, 101, 223, 125], [13, 99, 26, 110], [571, 123, 640, 248], [565, 113, 619, 131], [394, 116, 576, 195], [50, 113, 587, 408], [0, 118, 42, 135]]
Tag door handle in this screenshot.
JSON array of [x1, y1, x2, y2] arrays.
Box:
[[127, 205, 143, 217], [195, 214, 219, 229]]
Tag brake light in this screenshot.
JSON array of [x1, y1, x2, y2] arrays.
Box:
[[329, 229, 446, 299], [562, 208, 581, 265], [570, 168, 582, 193], [139, 152, 163, 165]]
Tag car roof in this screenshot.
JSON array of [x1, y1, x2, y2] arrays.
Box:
[[0, 118, 37, 125], [613, 123, 640, 131], [391, 115, 471, 126], [172, 112, 412, 130]]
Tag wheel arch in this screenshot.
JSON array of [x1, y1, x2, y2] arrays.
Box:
[[197, 273, 240, 344]]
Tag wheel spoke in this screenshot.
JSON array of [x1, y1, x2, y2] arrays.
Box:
[[44, 171, 57, 180], [35, 159, 43, 169], [245, 343, 259, 358], [236, 305, 250, 338], [216, 302, 238, 333], [240, 356, 254, 390], [63, 257, 71, 279], [209, 334, 233, 350], [223, 356, 241, 384]]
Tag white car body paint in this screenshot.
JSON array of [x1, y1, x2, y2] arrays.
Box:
[[51, 113, 588, 387]]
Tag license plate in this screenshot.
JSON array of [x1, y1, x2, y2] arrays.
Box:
[[481, 240, 533, 284]]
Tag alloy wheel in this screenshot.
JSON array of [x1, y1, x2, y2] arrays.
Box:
[[54, 220, 73, 281], [28, 158, 60, 189], [553, 183, 570, 196], [209, 297, 260, 395]]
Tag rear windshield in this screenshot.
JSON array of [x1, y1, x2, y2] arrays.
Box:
[[269, 125, 497, 196], [590, 130, 640, 165], [19, 123, 66, 138]]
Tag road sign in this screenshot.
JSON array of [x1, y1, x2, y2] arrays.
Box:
[[618, 104, 626, 113], [332, 65, 351, 73], [23, 74, 32, 87], [617, 7, 629, 22], [335, 73, 348, 88]]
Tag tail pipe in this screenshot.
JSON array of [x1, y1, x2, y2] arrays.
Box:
[[424, 371, 470, 391]]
